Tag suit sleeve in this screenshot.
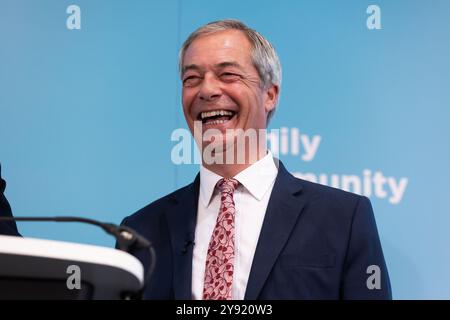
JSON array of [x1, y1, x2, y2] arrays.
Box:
[[340, 196, 392, 299], [0, 165, 21, 236]]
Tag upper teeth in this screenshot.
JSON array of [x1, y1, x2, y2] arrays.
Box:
[[201, 110, 234, 119]]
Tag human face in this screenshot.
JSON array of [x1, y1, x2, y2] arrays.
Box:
[[181, 30, 278, 151]]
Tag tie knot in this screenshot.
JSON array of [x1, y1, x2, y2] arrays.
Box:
[[217, 178, 239, 195]]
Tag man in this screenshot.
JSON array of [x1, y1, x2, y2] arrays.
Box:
[[121, 19, 391, 299], [0, 164, 20, 236]]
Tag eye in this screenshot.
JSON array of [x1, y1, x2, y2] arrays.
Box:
[[220, 72, 241, 82], [183, 75, 202, 87]]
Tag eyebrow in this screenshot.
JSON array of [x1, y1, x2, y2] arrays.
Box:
[[181, 61, 244, 76], [182, 64, 203, 76], [215, 61, 244, 70]]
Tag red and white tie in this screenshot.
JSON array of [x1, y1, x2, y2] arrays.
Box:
[[202, 178, 239, 300]]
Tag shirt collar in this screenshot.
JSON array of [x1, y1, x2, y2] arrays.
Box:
[[199, 151, 279, 207], [199, 164, 223, 208]]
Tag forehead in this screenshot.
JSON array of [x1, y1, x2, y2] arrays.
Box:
[[182, 30, 253, 67]]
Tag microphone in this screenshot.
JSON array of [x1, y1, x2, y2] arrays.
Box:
[[181, 232, 195, 254], [0, 216, 150, 252], [0, 215, 156, 298]]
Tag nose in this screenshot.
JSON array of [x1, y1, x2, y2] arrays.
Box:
[[198, 73, 222, 101]]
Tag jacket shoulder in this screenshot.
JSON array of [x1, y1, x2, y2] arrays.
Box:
[[289, 173, 369, 222], [278, 161, 365, 207], [296, 176, 364, 204]]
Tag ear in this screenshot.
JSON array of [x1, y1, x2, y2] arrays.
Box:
[[264, 84, 279, 114]]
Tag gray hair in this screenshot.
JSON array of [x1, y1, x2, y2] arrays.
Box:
[[179, 19, 282, 122]]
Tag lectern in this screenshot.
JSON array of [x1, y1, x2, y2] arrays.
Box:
[[0, 235, 144, 299]]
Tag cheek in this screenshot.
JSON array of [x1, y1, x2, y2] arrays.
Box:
[[236, 89, 264, 113], [223, 85, 251, 107], [182, 90, 195, 116]]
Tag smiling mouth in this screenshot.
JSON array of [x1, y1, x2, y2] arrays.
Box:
[[198, 109, 237, 125]]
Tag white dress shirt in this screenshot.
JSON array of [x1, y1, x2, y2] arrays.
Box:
[[191, 151, 279, 300]]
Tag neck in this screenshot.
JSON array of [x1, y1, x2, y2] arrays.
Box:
[[202, 146, 268, 178]]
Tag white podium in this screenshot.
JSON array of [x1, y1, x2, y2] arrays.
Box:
[[0, 235, 144, 299]]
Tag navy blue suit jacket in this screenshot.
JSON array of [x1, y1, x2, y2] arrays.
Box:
[[121, 161, 391, 299], [0, 164, 20, 236]]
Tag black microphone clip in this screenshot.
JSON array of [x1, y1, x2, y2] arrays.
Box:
[[181, 239, 195, 254], [105, 224, 152, 252]]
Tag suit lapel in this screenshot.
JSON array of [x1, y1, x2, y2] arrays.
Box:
[[165, 174, 200, 299], [244, 162, 306, 300], [164, 162, 305, 300]]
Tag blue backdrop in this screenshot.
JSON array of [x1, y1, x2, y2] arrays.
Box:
[[1, 0, 449, 299]]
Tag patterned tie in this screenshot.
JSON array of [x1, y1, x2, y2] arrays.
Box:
[[202, 178, 239, 300]]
